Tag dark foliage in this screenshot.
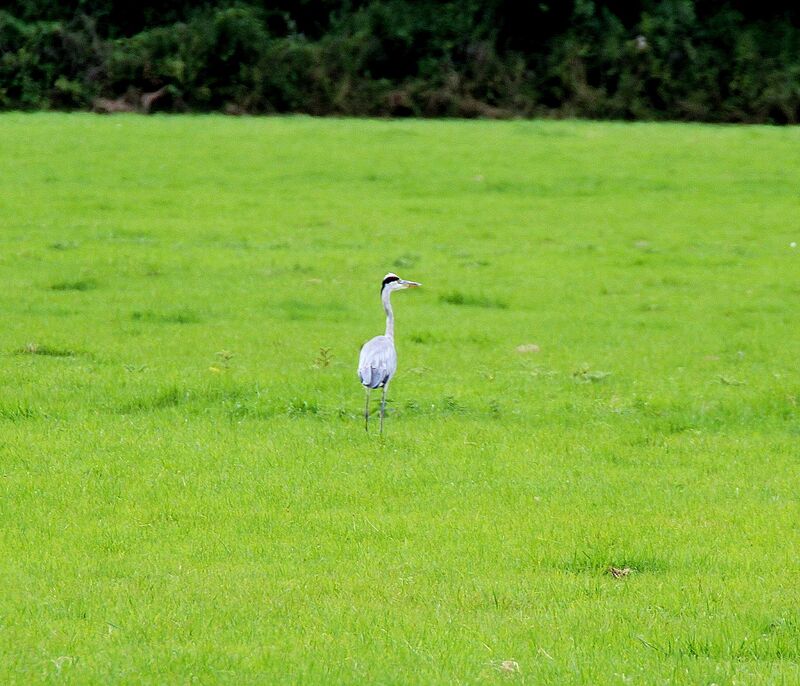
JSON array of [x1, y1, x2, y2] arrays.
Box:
[[2, 1, 800, 122]]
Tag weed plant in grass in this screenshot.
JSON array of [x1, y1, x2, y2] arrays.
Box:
[[0, 114, 799, 684]]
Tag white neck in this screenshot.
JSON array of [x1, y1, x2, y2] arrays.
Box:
[[382, 287, 394, 339]]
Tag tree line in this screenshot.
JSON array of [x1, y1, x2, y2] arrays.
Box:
[[1, 1, 799, 122]]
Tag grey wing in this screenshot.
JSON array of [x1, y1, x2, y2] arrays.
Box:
[[358, 336, 398, 388]]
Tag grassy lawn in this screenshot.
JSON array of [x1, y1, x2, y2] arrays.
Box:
[[1, 113, 799, 684]]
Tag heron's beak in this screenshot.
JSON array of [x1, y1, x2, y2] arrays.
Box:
[[401, 280, 421, 288]]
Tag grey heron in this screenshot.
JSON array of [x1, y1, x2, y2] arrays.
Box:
[[358, 273, 421, 434]]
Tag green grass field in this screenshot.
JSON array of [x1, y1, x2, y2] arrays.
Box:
[[1, 113, 799, 684]]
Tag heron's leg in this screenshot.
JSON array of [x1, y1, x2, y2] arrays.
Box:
[[364, 387, 371, 432], [380, 384, 388, 436]]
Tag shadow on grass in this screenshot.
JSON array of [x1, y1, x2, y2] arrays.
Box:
[[118, 384, 276, 419], [562, 548, 668, 575], [16, 343, 77, 358], [120, 385, 186, 412], [50, 278, 97, 292], [131, 309, 201, 324], [0, 404, 39, 420], [638, 619, 800, 660], [632, 394, 799, 434], [276, 299, 349, 321], [117, 385, 495, 422], [409, 331, 441, 344], [440, 291, 508, 309]]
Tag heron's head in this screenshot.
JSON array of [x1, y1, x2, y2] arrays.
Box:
[[381, 272, 421, 293]]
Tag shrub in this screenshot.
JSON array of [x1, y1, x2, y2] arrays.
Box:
[[1, 2, 799, 123]]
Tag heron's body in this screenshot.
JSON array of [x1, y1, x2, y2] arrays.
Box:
[[357, 335, 397, 389], [358, 273, 420, 434]]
